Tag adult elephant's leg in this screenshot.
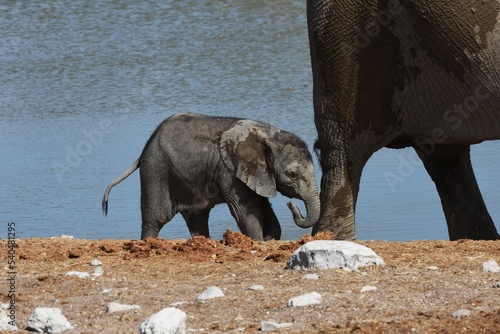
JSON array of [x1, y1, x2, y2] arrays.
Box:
[[307, 0, 396, 240], [415, 144, 500, 240], [312, 131, 368, 240], [181, 209, 211, 238]]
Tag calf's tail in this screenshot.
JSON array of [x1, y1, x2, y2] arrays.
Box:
[[102, 157, 140, 215]]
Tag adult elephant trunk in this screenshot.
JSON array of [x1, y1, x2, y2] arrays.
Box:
[[287, 190, 321, 229]]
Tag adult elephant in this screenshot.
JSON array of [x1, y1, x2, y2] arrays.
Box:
[[307, 0, 500, 240], [102, 113, 320, 241]]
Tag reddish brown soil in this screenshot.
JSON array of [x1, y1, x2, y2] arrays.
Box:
[[2, 230, 500, 333]]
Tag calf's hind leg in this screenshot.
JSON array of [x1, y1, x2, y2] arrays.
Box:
[[181, 208, 211, 238], [140, 173, 174, 239]]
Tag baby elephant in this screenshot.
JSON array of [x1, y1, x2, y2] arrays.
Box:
[[102, 113, 320, 241]]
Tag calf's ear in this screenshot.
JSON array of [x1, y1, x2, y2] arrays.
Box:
[[219, 120, 277, 198]]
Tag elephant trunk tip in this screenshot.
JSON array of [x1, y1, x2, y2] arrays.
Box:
[[287, 200, 319, 229]]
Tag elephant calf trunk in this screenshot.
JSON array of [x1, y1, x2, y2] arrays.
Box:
[[287, 194, 320, 229]]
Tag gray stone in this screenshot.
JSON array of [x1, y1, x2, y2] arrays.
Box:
[[260, 321, 293, 331], [106, 302, 141, 314], [27, 307, 73, 333], [196, 286, 224, 300], [287, 292, 321, 307], [247, 285, 264, 291], [286, 240, 385, 270], [483, 259, 500, 273], [452, 309, 471, 319], [139, 307, 187, 334]]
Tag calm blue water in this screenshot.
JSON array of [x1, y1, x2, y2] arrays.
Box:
[[1, 1, 499, 241]]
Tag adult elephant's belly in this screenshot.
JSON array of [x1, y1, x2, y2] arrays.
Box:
[[390, 69, 500, 145]]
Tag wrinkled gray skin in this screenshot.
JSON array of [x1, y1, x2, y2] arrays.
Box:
[[308, 0, 500, 240], [102, 113, 320, 241]]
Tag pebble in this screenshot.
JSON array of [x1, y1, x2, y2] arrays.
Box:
[[196, 286, 225, 300], [427, 266, 439, 271], [93, 267, 104, 277], [49, 235, 74, 239], [90, 259, 102, 266], [65, 271, 90, 279], [482, 259, 500, 273], [247, 285, 264, 291], [360, 285, 378, 293], [286, 240, 384, 270], [303, 274, 320, 280], [27, 307, 73, 333], [106, 302, 141, 314], [287, 292, 322, 307], [260, 320, 293, 331], [139, 307, 186, 334], [452, 309, 471, 319]]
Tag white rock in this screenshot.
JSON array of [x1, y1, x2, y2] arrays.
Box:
[[427, 266, 439, 271], [286, 240, 385, 270], [139, 307, 187, 334], [102, 288, 112, 294], [195, 286, 225, 300], [65, 271, 90, 279], [360, 285, 378, 293], [0, 305, 17, 331], [452, 309, 471, 319], [260, 321, 293, 331], [93, 267, 104, 277], [50, 235, 74, 239], [106, 302, 141, 314], [90, 259, 102, 266], [247, 285, 264, 291], [27, 307, 73, 333], [287, 292, 322, 307], [0, 318, 17, 331], [483, 259, 500, 273], [302, 274, 320, 280]]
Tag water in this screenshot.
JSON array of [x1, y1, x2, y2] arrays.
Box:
[[1, 0, 499, 241]]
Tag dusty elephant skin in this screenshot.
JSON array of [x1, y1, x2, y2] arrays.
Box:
[[102, 113, 320, 241], [307, 0, 500, 240]]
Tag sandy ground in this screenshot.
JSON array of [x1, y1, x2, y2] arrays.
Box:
[[2, 230, 500, 333]]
